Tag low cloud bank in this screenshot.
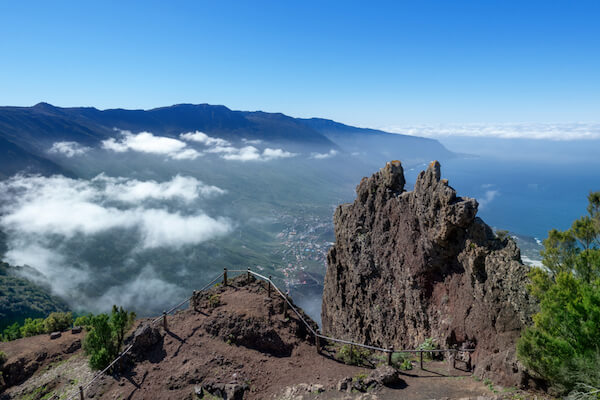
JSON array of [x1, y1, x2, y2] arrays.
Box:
[[0, 174, 231, 248], [311, 149, 338, 159], [102, 130, 201, 160], [384, 123, 600, 140], [0, 174, 232, 313], [101, 130, 296, 162], [48, 141, 91, 157]]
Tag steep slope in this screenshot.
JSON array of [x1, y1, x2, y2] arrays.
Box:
[[321, 161, 537, 387], [0, 261, 70, 330]]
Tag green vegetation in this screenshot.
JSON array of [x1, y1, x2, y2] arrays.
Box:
[[376, 351, 413, 370], [0, 350, 6, 365], [73, 314, 94, 329], [1, 311, 73, 341], [353, 372, 368, 382], [83, 305, 135, 370], [418, 337, 438, 360], [517, 191, 600, 397], [43, 312, 73, 333], [0, 261, 69, 331], [496, 229, 510, 241], [208, 294, 221, 308], [335, 344, 371, 366]]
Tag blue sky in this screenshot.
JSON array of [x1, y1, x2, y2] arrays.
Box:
[[1, 1, 598, 127]]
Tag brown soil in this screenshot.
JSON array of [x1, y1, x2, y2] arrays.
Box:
[[1, 277, 539, 399], [0, 328, 84, 392], [89, 277, 502, 399]]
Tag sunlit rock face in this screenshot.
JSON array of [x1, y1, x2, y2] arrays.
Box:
[[322, 160, 537, 387]]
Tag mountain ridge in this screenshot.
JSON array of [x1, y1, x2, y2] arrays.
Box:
[[0, 103, 454, 177]]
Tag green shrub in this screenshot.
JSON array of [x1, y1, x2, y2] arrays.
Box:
[[20, 318, 46, 337], [496, 230, 510, 241], [400, 359, 413, 370], [74, 314, 94, 330], [0, 350, 6, 365], [418, 337, 438, 360], [83, 305, 135, 370], [335, 344, 371, 366], [2, 322, 22, 341], [517, 191, 600, 396], [43, 312, 73, 332], [208, 294, 221, 308]]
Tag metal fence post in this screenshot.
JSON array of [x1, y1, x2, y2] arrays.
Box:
[[162, 311, 167, 331], [79, 385, 84, 400], [223, 268, 228, 286], [268, 276, 272, 297], [247, 268, 251, 283], [387, 347, 393, 366], [420, 351, 424, 369], [316, 333, 321, 354]]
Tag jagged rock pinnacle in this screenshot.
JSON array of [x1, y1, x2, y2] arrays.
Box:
[[322, 161, 536, 387]]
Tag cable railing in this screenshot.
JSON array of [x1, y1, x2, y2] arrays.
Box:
[[55, 267, 474, 399]]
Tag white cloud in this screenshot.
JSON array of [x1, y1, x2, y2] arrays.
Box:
[[0, 173, 234, 315], [311, 149, 338, 159], [382, 123, 600, 140], [102, 130, 201, 160], [477, 190, 499, 209], [96, 174, 225, 203], [95, 266, 185, 312], [0, 174, 231, 247], [210, 145, 297, 161], [242, 138, 263, 145], [180, 131, 230, 147], [48, 141, 90, 157]]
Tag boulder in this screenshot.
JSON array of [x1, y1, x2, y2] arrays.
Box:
[[130, 323, 162, 357], [368, 365, 400, 386]]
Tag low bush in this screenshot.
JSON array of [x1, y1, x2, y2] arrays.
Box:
[[43, 312, 73, 333], [335, 344, 371, 366], [418, 337, 438, 360], [20, 318, 45, 337]]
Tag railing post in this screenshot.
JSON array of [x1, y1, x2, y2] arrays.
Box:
[[247, 268, 251, 283], [162, 311, 167, 331], [268, 275, 272, 297], [79, 385, 84, 400], [316, 333, 321, 354], [420, 351, 424, 369], [283, 297, 288, 318], [223, 268, 228, 286], [387, 347, 393, 366]]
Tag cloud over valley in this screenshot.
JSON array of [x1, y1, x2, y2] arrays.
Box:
[[0, 173, 232, 313]]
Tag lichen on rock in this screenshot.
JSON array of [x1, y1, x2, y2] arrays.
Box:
[[321, 161, 537, 387]]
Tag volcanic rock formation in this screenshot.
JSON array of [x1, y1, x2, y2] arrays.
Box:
[[321, 160, 537, 386]]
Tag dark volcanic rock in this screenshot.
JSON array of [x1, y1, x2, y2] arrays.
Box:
[[321, 160, 537, 387]]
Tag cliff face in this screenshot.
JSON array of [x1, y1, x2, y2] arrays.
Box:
[[321, 160, 536, 386]]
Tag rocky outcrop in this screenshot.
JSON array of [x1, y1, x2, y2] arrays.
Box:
[[321, 160, 537, 387]]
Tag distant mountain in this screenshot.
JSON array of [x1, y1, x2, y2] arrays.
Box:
[[300, 118, 453, 165], [0, 103, 454, 177]]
